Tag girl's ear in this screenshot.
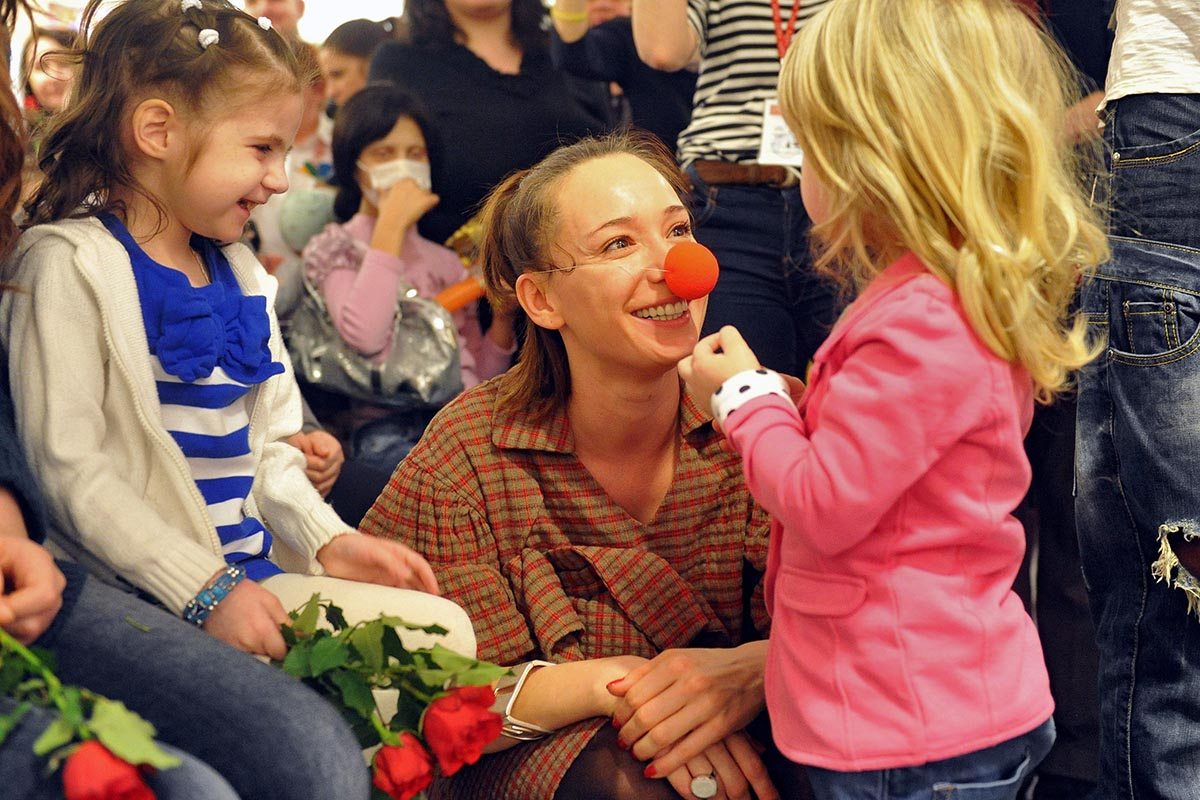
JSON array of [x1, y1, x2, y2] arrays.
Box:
[[130, 99, 180, 161], [515, 272, 564, 331]]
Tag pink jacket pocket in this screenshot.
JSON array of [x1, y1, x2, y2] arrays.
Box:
[[776, 566, 867, 617]]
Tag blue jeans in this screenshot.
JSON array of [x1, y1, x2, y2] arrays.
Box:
[[1076, 92, 1200, 800], [686, 164, 842, 377], [806, 719, 1055, 800], [0, 700, 238, 800], [29, 575, 371, 800]]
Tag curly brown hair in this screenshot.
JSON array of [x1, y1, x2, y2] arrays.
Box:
[[23, 0, 311, 229], [0, 0, 30, 258], [400, 0, 548, 53]]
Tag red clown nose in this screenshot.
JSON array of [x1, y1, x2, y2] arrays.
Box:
[[664, 242, 719, 300]]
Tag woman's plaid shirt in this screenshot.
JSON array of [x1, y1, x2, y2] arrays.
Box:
[[361, 374, 770, 798]]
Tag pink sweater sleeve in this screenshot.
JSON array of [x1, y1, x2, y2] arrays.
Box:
[[320, 247, 407, 358], [453, 302, 514, 388], [724, 294, 990, 558]]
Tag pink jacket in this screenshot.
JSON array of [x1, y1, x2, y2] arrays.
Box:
[[303, 214, 512, 389], [724, 253, 1052, 771]]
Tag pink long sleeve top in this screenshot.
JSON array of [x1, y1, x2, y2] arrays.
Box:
[[303, 213, 512, 389], [722, 253, 1052, 771]]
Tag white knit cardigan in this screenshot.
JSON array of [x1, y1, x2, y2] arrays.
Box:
[[1, 217, 353, 614]]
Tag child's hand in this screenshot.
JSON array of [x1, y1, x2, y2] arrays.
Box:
[[678, 326, 762, 417], [316, 533, 440, 596], [372, 180, 440, 255], [203, 578, 290, 660], [0, 535, 65, 644], [287, 430, 344, 497]]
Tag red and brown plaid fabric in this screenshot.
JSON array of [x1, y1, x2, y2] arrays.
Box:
[[361, 374, 770, 799]]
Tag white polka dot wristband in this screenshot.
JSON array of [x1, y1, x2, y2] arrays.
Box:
[[711, 368, 791, 429]]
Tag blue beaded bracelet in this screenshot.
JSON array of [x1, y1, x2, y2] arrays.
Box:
[[182, 564, 247, 627]]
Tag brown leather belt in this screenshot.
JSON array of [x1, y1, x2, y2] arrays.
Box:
[[691, 160, 799, 188]]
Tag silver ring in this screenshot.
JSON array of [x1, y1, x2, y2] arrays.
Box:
[[690, 772, 718, 799]]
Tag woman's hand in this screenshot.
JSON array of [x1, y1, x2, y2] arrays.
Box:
[[202, 578, 290, 660], [316, 532, 440, 595], [371, 180, 440, 256], [609, 642, 768, 778], [678, 326, 762, 417], [0, 536, 65, 644], [287, 430, 345, 497], [664, 732, 778, 800]]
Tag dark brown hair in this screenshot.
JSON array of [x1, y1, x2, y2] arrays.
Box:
[[0, 0, 30, 259], [19, 27, 75, 113], [322, 18, 392, 60], [24, 0, 309, 227], [401, 0, 548, 53], [330, 83, 437, 223], [478, 130, 689, 414]]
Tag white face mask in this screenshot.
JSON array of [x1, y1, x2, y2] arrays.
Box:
[[357, 158, 433, 206]]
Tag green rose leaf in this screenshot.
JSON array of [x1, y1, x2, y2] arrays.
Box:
[[0, 702, 31, 748], [90, 698, 182, 770], [32, 715, 74, 756], [455, 663, 510, 686], [60, 686, 85, 727], [381, 627, 416, 667], [324, 603, 349, 631], [331, 670, 375, 721], [379, 615, 448, 637], [292, 593, 323, 637], [428, 644, 477, 673], [281, 638, 313, 678], [310, 636, 350, 676], [349, 622, 384, 674]]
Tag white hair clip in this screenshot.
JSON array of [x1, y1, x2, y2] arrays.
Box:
[[181, 0, 201, 10], [258, 16, 272, 31], [198, 28, 219, 49]]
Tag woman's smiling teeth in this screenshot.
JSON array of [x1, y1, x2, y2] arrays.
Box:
[[633, 300, 688, 321]]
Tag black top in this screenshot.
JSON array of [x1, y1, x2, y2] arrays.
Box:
[[1047, 0, 1115, 92], [551, 17, 697, 153], [0, 358, 47, 545], [370, 40, 611, 245]]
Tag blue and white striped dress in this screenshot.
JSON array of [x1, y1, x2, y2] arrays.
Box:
[[103, 214, 286, 581]]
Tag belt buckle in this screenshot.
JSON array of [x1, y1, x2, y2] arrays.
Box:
[[770, 167, 800, 189]]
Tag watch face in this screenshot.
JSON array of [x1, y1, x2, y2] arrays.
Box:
[[690, 774, 718, 799]]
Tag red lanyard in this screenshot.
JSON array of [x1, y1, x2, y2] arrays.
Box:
[[771, 0, 803, 60]]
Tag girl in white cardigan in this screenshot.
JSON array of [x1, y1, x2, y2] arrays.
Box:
[[1, 0, 473, 662]]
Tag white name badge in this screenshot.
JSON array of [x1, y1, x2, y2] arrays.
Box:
[[757, 97, 804, 167]]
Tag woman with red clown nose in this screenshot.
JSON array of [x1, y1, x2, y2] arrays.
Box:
[[361, 131, 810, 800]]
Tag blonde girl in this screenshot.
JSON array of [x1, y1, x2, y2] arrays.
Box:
[[679, 0, 1108, 797], [1, 0, 472, 663]]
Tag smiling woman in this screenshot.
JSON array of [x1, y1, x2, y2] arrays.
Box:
[[360, 131, 809, 800]]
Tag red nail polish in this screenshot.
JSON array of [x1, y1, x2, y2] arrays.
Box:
[[612, 716, 621, 729], [644, 765, 657, 778], [617, 738, 628, 751], [606, 679, 622, 692]]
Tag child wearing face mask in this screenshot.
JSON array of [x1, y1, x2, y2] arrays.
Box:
[[303, 83, 514, 464]]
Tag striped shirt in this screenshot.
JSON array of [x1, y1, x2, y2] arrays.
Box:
[[103, 214, 286, 581], [679, 0, 831, 164]]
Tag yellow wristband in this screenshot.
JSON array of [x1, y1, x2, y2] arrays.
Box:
[[550, 6, 589, 23]]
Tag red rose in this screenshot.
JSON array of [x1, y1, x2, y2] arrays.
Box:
[[61, 740, 154, 800], [421, 685, 503, 776], [373, 732, 434, 800]]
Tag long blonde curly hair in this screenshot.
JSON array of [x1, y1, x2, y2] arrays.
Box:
[[779, 0, 1108, 403]]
